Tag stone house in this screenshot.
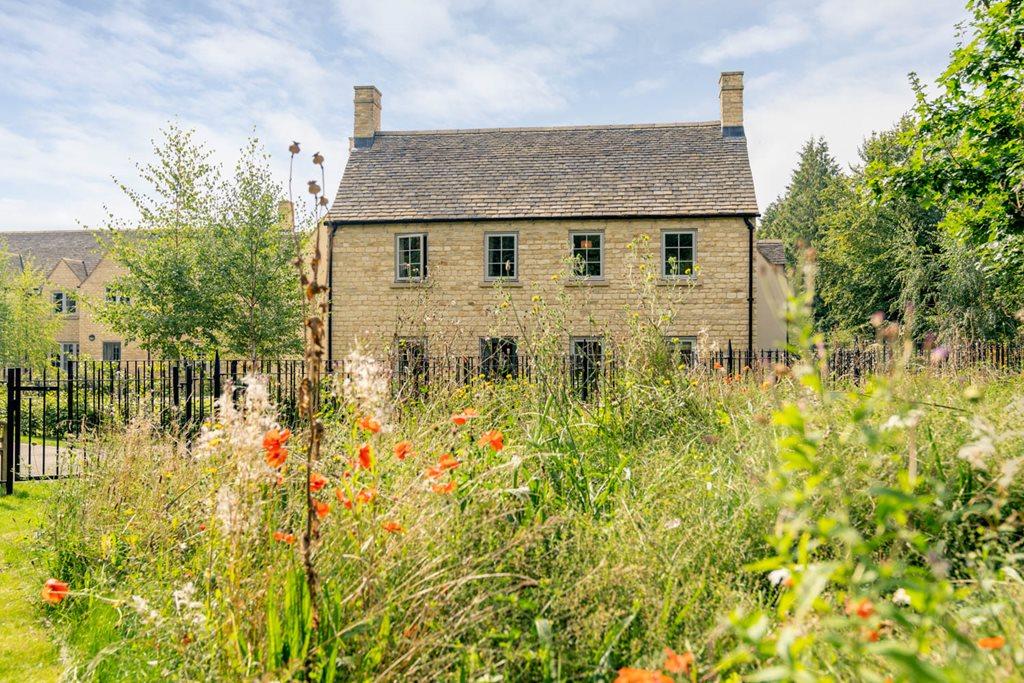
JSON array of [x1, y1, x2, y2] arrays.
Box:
[[324, 72, 785, 369], [0, 231, 147, 366]]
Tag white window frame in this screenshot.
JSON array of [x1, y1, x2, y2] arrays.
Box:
[[105, 286, 130, 305], [52, 290, 76, 314], [569, 231, 605, 279], [661, 229, 697, 279], [483, 232, 518, 281], [395, 232, 428, 282]]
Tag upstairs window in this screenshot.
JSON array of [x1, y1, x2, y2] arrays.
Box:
[[480, 337, 519, 379], [52, 291, 76, 314], [105, 287, 130, 305], [662, 231, 696, 278], [395, 233, 427, 282], [571, 232, 603, 278], [485, 233, 517, 280]]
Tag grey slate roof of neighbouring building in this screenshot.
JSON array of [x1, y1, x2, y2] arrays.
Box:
[[328, 122, 759, 223], [0, 230, 105, 279], [756, 239, 786, 266]]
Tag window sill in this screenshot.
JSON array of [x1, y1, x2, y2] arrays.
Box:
[[479, 280, 522, 288], [656, 277, 701, 287], [390, 281, 428, 289], [564, 278, 609, 287]]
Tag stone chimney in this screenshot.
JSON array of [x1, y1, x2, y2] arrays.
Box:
[[718, 71, 744, 137], [353, 85, 381, 147]]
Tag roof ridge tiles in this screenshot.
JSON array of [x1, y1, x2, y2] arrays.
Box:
[[374, 121, 722, 136]]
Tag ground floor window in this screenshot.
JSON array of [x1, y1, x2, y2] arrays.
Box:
[[102, 341, 122, 362], [665, 336, 697, 366], [480, 337, 519, 379], [571, 337, 604, 397], [394, 337, 427, 376], [55, 342, 79, 371]]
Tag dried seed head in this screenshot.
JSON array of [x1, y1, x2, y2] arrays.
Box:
[[308, 180, 321, 195], [319, 195, 329, 207], [869, 311, 885, 328], [289, 141, 301, 155], [312, 151, 324, 166]]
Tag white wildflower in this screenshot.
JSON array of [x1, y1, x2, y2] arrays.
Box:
[[999, 457, 1022, 489], [958, 417, 997, 469], [172, 582, 207, 628], [131, 595, 161, 624], [892, 587, 911, 606], [337, 347, 391, 426], [215, 485, 250, 536], [881, 409, 924, 431], [663, 518, 681, 530], [768, 568, 791, 587]]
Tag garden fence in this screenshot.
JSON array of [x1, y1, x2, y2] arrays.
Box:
[[2, 342, 1021, 494]]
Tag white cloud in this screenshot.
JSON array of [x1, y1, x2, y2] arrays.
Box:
[[696, 13, 810, 64]]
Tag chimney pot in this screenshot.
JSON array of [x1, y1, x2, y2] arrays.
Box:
[[719, 71, 744, 138], [353, 85, 382, 147]]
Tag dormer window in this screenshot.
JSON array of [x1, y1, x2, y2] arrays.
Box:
[[52, 290, 76, 314]]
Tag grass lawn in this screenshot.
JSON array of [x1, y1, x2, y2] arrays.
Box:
[[0, 482, 63, 681]]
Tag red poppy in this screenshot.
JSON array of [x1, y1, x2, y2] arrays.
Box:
[[451, 408, 479, 426], [41, 578, 69, 604], [863, 628, 881, 642], [438, 453, 460, 471], [358, 415, 381, 434], [273, 531, 296, 545], [432, 480, 456, 495], [424, 464, 445, 479], [335, 488, 353, 509], [356, 443, 373, 469], [663, 648, 694, 674], [382, 520, 404, 533], [264, 427, 291, 468], [845, 597, 875, 619], [313, 500, 330, 519], [978, 635, 1006, 650], [199, 523, 207, 531], [614, 668, 672, 683], [477, 429, 504, 452], [309, 472, 328, 493], [394, 440, 415, 460]]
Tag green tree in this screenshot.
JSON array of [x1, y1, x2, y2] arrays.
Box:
[[0, 256, 62, 369], [877, 0, 1024, 331], [208, 138, 303, 361], [759, 137, 842, 266], [99, 124, 221, 358]]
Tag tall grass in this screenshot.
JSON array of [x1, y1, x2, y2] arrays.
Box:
[[36, 353, 1024, 680]]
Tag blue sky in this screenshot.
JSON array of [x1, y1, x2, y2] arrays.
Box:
[[0, 0, 969, 230]]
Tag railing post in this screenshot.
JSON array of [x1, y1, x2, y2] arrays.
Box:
[[4, 368, 15, 495], [172, 363, 180, 415], [213, 351, 221, 400], [183, 363, 193, 426]]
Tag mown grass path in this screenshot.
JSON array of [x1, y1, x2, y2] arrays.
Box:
[[0, 482, 62, 681]]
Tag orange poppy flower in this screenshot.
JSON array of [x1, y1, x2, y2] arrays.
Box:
[[273, 531, 296, 544], [263, 428, 291, 468], [477, 429, 504, 452], [358, 415, 381, 434], [863, 628, 881, 642], [432, 480, 457, 495], [309, 472, 328, 492], [424, 464, 445, 479], [845, 597, 875, 619], [438, 453, 460, 471], [356, 443, 374, 469], [382, 520, 404, 533], [614, 668, 672, 683], [978, 635, 1006, 650], [394, 440, 415, 460], [335, 488, 353, 509], [663, 648, 694, 674], [199, 523, 206, 531], [713, 362, 723, 371], [313, 500, 330, 519], [41, 578, 70, 604], [356, 487, 378, 504], [451, 408, 479, 426]]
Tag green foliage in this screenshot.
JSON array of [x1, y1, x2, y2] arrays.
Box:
[[98, 126, 303, 359], [0, 256, 62, 369], [208, 138, 303, 360], [759, 138, 842, 267]]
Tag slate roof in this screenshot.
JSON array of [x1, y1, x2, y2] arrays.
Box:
[[328, 122, 759, 223], [0, 230, 105, 280], [756, 239, 786, 266]]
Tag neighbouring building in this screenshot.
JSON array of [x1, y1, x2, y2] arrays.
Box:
[[0, 230, 147, 366], [325, 72, 784, 368], [754, 239, 789, 348]]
